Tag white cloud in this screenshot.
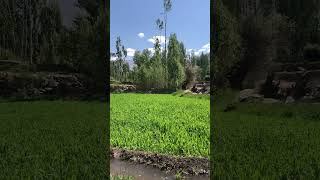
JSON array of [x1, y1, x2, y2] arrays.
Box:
[[138, 33, 145, 38], [111, 56, 117, 61], [192, 43, 210, 56], [148, 36, 166, 44], [202, 43, 210, 49], [198, 48, 207, 53], [126, 48, 136, 57], [148, 48, 155, 54], [147, 46, 164, 56], [185, 43, 210, 57]]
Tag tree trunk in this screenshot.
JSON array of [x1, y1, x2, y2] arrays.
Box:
[[29, 0, 33, 65]]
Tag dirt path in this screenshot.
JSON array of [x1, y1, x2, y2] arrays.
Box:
[[110, 148, 210, 179]]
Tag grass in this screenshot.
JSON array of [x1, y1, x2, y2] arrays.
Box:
[[212, 89, 320, 179], [110, 93, 210, 157], [0, 101, 108, 179]]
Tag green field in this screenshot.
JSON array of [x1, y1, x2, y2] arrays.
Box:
[[212, 90, 320, 179], [0, 101, 108, 178], [110, 93, 210, 157]]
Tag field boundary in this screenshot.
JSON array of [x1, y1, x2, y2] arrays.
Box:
[[110, 148, 210, 176]]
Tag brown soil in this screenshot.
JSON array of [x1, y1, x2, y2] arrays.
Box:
[[110, 148, 210, 176]]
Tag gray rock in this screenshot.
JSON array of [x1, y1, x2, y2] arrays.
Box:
[[285, 96, 295, 104], [239, 89, 264, 102]]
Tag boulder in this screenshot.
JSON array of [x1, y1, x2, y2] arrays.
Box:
[[300, 95, 320, 103], [305, 80, 320, 99], [238, 89, 264, 102], [111, 84, 137, 93], [272, 80, 296, 98], [285, 96, 295, 104], [190, 81, 210, 94], [304, 70, 320, 99]]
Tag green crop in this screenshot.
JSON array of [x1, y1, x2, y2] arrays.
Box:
[[0, 101, 108, 178], [212, 90, 320, 179], [110, 93, 210, 157]]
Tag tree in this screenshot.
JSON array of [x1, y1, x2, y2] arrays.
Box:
[[110, 36, 128, 82], [152, 38, 166, 89], [179, 42, 186, 67], [167, 34, 185, 89], [155, 0, 172, 88], [163, 0, 172, 60], [212, 1, 242, 87], [0, 0, 62, 67], [198, 52, 210, 80]]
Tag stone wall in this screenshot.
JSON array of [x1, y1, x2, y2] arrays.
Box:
[[0, 71, 104, 101]]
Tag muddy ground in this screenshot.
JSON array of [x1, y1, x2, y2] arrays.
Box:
[[110, 148, 210, 178]]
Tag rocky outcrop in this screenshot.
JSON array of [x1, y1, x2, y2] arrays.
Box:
[[190, 81, 210, 94], [238, 89, 264, 103], [239, 61, 320, 103], [304, 70, 320, 101], [0, 71, 101, 101], [110, 84, 136, 93]]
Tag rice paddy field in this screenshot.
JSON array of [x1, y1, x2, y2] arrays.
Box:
[[212, 90, 320, 179], [110, 93, 210, 157], [0, 101, 108, 179]]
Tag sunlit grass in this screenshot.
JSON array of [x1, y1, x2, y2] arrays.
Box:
[[212, 90, 320, 178], [0, 101, 108, 178], [111, 93, 210, 157]]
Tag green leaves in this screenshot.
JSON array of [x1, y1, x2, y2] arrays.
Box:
[[167, 34, 185, 89]]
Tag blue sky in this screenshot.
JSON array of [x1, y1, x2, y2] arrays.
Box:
[[110, 0, 210, 60]]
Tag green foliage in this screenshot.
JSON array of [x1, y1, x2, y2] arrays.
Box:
[[110, 0, 209, 90], [111, 37, 130, 83], [131, 48, 163, 89], [0, 0, 107, 92], [213, 1, 242, 86], [167, 34, 185, 89], [111, 93, 209, 157], [128, 35, 203, 90], [0, 101, 108, 178], [197, 53, 210, 80], [61, 1, 107, 91], [216, 0, 320, 87], [185, 62, 197, 83], [272, 14, 296, 62], [0, 0, 63, 65]]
